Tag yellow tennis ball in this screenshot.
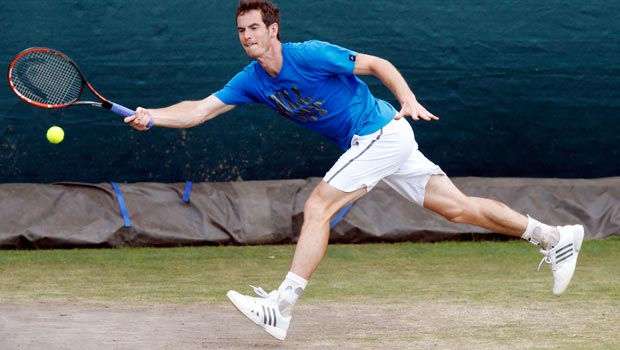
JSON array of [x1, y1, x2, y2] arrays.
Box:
[[46, 126, 64, 144]]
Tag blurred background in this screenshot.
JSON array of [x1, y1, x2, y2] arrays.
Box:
[[1, 0, 619, 184]]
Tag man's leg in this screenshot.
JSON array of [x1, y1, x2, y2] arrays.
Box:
[[227, 119, 412, 340], [290, 181, 367, 279], [227, 181, 367, 340], [423, 174, 584, 295], [422, 174, 529, 236]]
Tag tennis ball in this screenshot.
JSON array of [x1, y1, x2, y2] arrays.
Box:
[[46, 126, 64, 144]]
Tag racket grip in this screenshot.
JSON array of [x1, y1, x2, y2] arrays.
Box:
[[106, 101, 154, 129], [109, 102, 135, 117]]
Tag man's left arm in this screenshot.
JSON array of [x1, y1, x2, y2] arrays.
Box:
[[353, 54, 439, 121]]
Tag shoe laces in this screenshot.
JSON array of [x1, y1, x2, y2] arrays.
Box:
[[250, 285, 278, 300], [537, 249, 551, 271]]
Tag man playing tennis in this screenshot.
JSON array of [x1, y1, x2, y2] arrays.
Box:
[[126, 0, 584, 341]]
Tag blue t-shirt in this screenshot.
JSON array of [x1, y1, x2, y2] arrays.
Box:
[[214, 40, 396, 150]]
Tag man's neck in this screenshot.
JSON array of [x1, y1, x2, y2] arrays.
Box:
[[257, 40, 283, 77]]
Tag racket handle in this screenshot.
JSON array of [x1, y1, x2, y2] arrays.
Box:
[[109, 102, 135, 117], [105, 101, 154, 129]]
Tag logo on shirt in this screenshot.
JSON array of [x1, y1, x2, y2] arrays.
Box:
[[269, 86, 328, 123]]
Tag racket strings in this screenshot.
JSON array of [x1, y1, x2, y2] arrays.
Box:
[[10, 51, 83, 106]]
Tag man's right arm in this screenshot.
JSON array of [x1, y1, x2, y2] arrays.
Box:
[[124, 94, 236, 131]]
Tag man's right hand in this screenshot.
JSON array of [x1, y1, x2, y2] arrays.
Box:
[[124, 107, 154, 130]]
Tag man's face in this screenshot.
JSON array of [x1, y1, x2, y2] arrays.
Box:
[[237, 9, 275, 59]]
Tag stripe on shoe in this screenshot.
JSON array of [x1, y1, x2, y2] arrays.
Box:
[[261, 305, 278, 327], [556, 243, 574, 264]]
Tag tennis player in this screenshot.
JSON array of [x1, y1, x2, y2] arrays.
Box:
[[125, 0, 584, 341]]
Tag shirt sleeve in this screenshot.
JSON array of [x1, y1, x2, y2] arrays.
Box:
[[213, 65, 257, 106], [300, 40, 358, 76]]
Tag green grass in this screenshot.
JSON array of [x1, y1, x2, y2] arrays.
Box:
[[0, 238, 618, 304], [2, 239, 619, 349]]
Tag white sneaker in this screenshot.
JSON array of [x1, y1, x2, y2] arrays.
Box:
[[537, 225, 584, 295], [226, 286, 290, 341]]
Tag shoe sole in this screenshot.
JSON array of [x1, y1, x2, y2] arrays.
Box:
[[226, 291, 287, 341]]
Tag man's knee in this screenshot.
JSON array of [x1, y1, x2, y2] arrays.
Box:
[[304, 195, 324, 216], [439, 197, 509, 225], [441, 206, 471, 224], [435, 196, 483, 225], [303, 190, 333, 224]]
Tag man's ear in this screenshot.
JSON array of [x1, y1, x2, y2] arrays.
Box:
[[269, 23, 279, 39]]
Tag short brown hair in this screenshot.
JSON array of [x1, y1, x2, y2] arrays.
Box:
[[236, 0, 280, 39]]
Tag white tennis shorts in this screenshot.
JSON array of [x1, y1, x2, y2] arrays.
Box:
[[324, 118, 444, 206]]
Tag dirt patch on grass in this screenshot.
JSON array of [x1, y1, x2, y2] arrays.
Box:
[[1, 298, 618, 350]]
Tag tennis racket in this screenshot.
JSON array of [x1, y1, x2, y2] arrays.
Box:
[[7, 47, 151, 127]]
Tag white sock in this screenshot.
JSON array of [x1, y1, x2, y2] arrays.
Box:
[[522, 216, 560, 249], [277, 271, 307, 317]]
